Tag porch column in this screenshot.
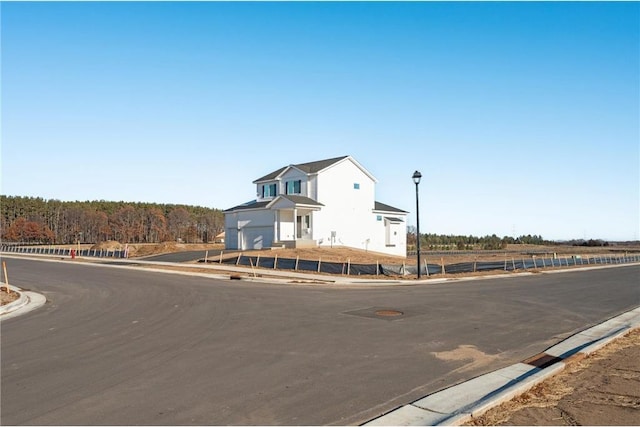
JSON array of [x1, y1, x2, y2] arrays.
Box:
[[293, 208, 297, 241], [274, 210, 279, 243]]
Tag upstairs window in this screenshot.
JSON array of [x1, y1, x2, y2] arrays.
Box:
[[353, 183, 360, 189], [286, 180, 302, 195], [262, 183, 277, 198]]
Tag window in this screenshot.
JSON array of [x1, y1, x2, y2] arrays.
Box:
[[377, 215, 382, 221], [286, 180, 301, 195], [262, 183, 277, 198], [353, 183, 360, 189]]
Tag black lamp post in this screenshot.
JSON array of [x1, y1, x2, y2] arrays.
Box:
[[412, 170, 422, 279]]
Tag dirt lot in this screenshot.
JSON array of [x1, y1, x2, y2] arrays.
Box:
[[233, 243, 638, 265], [465, 329, 640, 426]]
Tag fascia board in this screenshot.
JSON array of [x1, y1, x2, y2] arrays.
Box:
[[372, 209, 409, 214]]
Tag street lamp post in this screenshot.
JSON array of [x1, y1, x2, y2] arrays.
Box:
[[412, 170, 422, 279]]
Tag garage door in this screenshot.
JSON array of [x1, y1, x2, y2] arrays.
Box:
[[241, 227, 273, 250]]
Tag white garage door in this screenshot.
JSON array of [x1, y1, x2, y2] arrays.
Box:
[[225, 228, 239, 250], [241, 227, 273, 250]]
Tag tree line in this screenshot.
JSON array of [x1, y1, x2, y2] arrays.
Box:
[[1, 196, 224, 244], [406, 227, 551, 250]]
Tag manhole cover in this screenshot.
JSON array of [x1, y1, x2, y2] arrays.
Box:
[[343, 307, 414, 321], [375, 309, 403, 317]]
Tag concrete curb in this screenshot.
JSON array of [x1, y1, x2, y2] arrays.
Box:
[[363, 306, 640, 426], [0, 285, 28, 315], [0, 285, 47, 321]]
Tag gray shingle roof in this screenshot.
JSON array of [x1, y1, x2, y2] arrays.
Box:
[[374, 201, 408, 213], [224, 200, 270, 212], [253, 166, 288, 183], [225, 196, 324, 212], [294, 155, 349, 173], [384, 217, 405, 223], [254, 155, 349, 183], [280, 195, 324, 206]]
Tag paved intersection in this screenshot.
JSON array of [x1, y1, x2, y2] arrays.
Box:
[[1, 257, 638, 425]]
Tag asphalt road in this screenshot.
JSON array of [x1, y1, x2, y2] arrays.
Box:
[[1, 258, 638, 425]]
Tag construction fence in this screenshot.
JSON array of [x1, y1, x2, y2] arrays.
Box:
[[1, 245, 128, 259], [208, 252, 640, 277]]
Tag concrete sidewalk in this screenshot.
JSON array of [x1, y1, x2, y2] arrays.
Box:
[[363, 306, 640, 426]]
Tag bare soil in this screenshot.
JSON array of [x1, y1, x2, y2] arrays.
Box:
[[83, 241, 225, 257], [237, 246, 406, 264], [0, 288, 19, 305], [237, 243, 638, 266], [465, 329, 640, 426]]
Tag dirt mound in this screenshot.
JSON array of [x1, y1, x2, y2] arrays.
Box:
[[91, 241, 123, 251]]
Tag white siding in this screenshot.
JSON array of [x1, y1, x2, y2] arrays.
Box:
[[280, 168, 308, 197], [277, 210, 296, 241], [313, 159, 377, 251]]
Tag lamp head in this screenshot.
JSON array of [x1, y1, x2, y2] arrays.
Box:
[[412, 170, 422, 185]]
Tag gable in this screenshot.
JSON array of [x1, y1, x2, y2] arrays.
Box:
[[252, 155, 376, 184]]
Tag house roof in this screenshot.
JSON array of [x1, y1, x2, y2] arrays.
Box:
[[384, 217, 405, 223], [224, 195, 324, 213], [278, 195, 324, 206], [253, 155, 350, 183], [253, 166, 288, 183], [223, 200, 270, 212], [374, 201, 408, 214], [293, 156, 350, 174]]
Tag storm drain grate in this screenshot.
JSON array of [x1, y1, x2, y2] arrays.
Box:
[[343, 307, 410, 321], [523, 353, 563, 369]]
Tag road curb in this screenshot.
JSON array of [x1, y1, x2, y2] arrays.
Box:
[[0, 285, 47, 321], [0, 285, 28, 316], [363, 306, 640, 426]]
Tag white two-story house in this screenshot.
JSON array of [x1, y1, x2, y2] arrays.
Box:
[[224, 155, 408, 257]]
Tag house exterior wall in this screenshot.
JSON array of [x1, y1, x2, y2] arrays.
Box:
[[369, 214, 388, 253], [256, 181, 279, 201], [279, 168, 309, 196], [277, 210, 295, 241], [313, 159, 378, 250]]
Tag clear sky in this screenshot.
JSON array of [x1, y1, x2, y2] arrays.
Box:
[[1, 1, 638, 241]]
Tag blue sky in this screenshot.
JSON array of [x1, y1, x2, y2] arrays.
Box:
[[2, 2, 638, 241]]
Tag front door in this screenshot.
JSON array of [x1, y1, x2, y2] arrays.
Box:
[[296, 214, 311, 239]]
